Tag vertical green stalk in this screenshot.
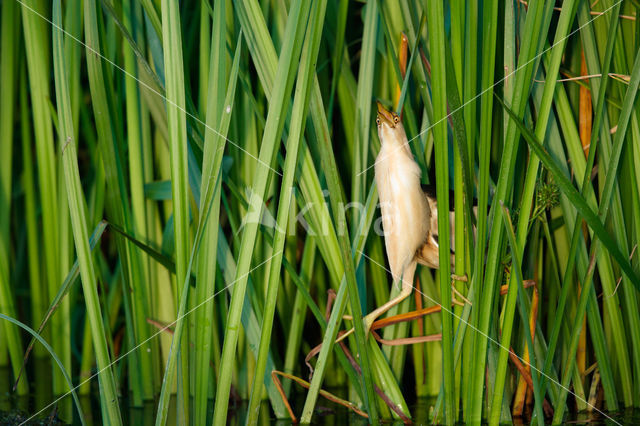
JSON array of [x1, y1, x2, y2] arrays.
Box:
[[123, 0, 154, 401], [236, 1, 406, 417], [326, 0, 349, 124], [63, 0, 82, 145], [535, 2, 628, 411], [503, 0, 515, 137], [246, 0, 327, 422], [305, 63, 384, 426], [351, 0, 378, 215], [426, 0, 454, 422], [21, 0, 66, 395], [84, 0, 149, 406], [0, 0, 28, 395], [156, 36, 242, 424], [553, 36, 640, 422], [599, 0, 640, 403], [137, 1, 167, 389], [467, 0, 498, 418], [56, 9, 78, 418], [546, 90, 619, 409], [198, 0, 210, 116], [52, 1, 122, 423], [500, 205, 544, 424], [498, 50, 640, 413], [282, 236, 317, 396], [536, 0, 622, 408], [582, 3, 634, 407], [213, 1, 311, 422], [469, 0, 547, 420], [160, 0, 191, 420], [300, 189, 387, 423], [461, 0, 478, 413], [20, 71, 46, 359], [489, 1, 578, 423], [443, 16, 476, 413], [450, 0, 464, 96], [193, 0, 228, 422], [451, 70, 466, 421]]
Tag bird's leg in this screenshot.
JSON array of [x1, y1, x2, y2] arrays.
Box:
[[335, 261, 416, 344], [362, 260, 417, 335], [451, 274, 471, 306], [450, 257, 469, 305]]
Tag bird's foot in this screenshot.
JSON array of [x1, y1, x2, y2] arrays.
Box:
[[335, 327, 354, 344], [362, 313, 377, 336], [334, 314, 376, 345], [451, 273, 468, 282], [450, 274, 471, 306]]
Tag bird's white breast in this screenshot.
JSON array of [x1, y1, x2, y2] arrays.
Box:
[[375, 140, 430, 270]]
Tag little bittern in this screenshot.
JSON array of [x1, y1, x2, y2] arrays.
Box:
[[368, 101, 449, 325], [339, 102, 460, 342]]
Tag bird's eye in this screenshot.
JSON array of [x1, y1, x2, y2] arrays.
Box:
[[376, 118, 381, 125], [393, 115, 399, 123]]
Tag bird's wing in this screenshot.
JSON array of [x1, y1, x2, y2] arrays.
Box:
[[421, 183, 478, 254], [421, 183, 478, 211]]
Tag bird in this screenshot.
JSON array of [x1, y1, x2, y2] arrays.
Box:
[[368, 101, 455, 323], [338, 101, 465, 342]]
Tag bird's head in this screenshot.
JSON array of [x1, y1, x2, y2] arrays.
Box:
[[376, 101, 406, 147]]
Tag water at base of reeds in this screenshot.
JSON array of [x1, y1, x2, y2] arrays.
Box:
[[2, 365, 637, 425]]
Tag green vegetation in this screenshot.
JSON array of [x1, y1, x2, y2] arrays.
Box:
[[1, 0, 639, 424]]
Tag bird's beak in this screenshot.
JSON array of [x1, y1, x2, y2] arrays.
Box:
[[377, 101, 395, 128]]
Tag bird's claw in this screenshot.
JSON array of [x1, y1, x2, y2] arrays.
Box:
[[450, 274, 472, 306], [334, 314, 375, 345], [363, 314, 376, 337], [451, 273, 468, 282]]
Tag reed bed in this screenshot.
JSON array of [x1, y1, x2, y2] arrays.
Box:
[[1, 0, 639, 424]]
